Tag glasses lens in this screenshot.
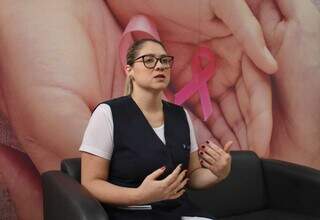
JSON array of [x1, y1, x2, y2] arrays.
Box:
[[143, 55, 157, 68], [160, 56, 173, 67]]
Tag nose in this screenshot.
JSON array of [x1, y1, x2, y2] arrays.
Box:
[[155, 66, 165, 71], [154, 59, 166, 71]]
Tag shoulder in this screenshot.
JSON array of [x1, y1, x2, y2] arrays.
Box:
[[162, 99, 184, 112], [89, 103, 113, 124], [163, 100, 190, 122], [104, 95, 131, 105], [92, 95, 130, 112]]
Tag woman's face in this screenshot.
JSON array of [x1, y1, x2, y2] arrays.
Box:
[[130, 41, 172, 93]]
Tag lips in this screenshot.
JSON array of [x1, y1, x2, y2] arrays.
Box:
[[154, 74, 165, 79]]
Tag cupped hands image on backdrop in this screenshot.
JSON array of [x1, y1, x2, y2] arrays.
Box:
[[0, 0, 319, 219]]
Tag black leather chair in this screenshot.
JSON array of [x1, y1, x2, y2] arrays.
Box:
[[42, 151, 320, 220]]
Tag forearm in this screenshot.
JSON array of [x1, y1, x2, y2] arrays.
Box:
[[83, 179, 141, 206], [187, 167, 220, 190]]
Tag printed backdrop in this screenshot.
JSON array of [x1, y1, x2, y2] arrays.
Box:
[[0, 0, 320, 219]]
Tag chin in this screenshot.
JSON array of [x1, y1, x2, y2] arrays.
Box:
[[150, 86, 167, 93], [151, 84, 168, 90]]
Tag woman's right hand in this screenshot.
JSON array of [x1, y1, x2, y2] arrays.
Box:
[[136, 164, 189, 205]]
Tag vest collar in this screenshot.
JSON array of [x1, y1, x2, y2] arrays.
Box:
[[128, 95, 168, 147]]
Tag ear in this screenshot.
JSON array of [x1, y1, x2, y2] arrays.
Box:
[[125, 65, 132, 75]]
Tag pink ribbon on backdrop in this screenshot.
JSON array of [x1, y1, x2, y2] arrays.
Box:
[[119, 14, 216, 121], [174, 47, 216, 121]]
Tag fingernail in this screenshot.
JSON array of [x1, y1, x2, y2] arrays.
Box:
[[200, 160, 203, 164], [206, 141, 209, 144], [161, 166, 166, 170], [201, 145, 205, 149], [264, 46, 277, 72], [200, 151, 203, 155]]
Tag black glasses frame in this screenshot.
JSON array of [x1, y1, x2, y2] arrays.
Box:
[[133, 54, 174, 69]]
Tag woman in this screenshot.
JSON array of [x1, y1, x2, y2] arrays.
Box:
[[79, 38, 233, 220]]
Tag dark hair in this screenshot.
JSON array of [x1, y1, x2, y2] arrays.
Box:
[[126, 38, 167, 66]]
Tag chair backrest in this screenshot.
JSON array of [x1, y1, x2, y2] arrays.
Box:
[[187, 151, 267, 218], [61, 158, 81, 182], [61, 151, 268, 218]]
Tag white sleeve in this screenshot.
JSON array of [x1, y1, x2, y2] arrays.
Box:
[[183, 108, 198, 153], [79, 104, 114, 160]]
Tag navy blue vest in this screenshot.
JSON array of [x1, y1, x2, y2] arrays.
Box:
[[95, 95, 215, 220]]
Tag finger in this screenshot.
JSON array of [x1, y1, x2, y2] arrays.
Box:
[[201, 143, 221, 158], [163, 164, 182, 185], [211, 146, 228, 160], [172, 177, 189, 195], [201, 18, 232, 39], [148, 166, 167, 180], [208, 140, 230, 155], [209, 148, 227, 163], [189, 97, 240, 149], [274, 0, 318, 20], [235, 77, 250, 151], [167, 169, 187, 192], [245, 0, 264, 17], [241, 55, 272, 157], [200, 158, 212, 169], [211, 0, 278, 74], [169, 189, 186, 200], [218, 88, 248, 149], [200, 150, 218, 165], [224, 141, 233, 153], [205, 141, 225, 156], [205, 40, 245, 151], [258, 0, 283, 53]]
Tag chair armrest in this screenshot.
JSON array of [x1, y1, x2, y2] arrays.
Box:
[[262, 159, 320, 217], [187, 151, 267, 217], [42, 170, 109, 220]]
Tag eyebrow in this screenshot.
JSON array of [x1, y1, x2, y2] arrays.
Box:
[[140, 53, 168, 57]]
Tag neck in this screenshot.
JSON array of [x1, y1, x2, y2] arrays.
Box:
[[130, 88, 163, 113]]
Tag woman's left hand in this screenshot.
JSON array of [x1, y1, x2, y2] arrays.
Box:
[[198, 140, 233, 181]]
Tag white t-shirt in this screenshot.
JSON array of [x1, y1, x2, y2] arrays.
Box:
[[79, 103, 198, 160]]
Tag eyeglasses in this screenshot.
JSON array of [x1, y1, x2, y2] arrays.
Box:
[[133, 54, 174, 69]]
